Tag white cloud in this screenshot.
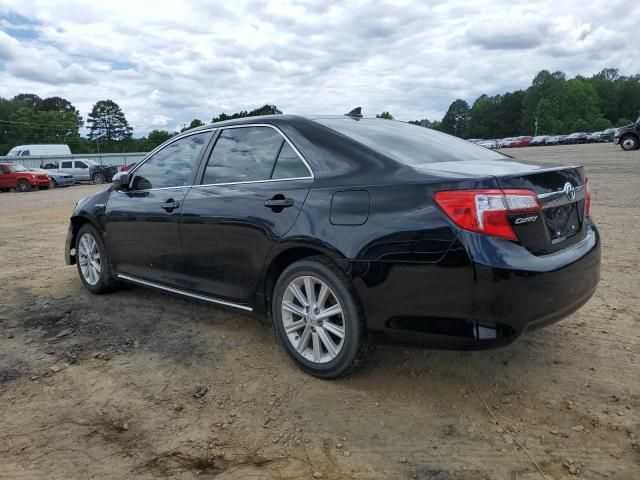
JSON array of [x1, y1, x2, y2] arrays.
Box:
[[0, 0, 637, 135]]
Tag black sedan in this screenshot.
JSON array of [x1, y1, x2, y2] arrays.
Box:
[[64, 113, 600, 378]]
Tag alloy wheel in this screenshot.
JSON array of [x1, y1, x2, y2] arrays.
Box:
[[78, 233, 101, 285], [281, 275, 345, 364], [622, 137, 637, 150]]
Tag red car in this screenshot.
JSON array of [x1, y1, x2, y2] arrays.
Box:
[[0, 162, 50, 192], [119, 162, 137, 172], [508, 136, 533, 148]]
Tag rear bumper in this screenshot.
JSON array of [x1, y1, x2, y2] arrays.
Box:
[[352, 224, 600, 349]]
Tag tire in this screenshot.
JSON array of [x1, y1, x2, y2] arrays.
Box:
[[50, 178, 58, 188], [17, 180, 31, 192], [620, 135, 639, 151], [272, 256, 371, 378], [75, 224, 119, 294], [92, 172, 106, 184]]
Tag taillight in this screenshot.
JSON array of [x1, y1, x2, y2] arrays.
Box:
[[584, 177, 591, 216], [434, 189, 540, 240]]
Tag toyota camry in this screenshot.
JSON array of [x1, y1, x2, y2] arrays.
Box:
[[65, 110, 600, 378]]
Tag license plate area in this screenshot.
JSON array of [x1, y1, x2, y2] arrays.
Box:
[[543, 203, 581, 243]]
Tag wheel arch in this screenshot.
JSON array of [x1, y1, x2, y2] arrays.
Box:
[[67, 215, 102, 265], [258, 243, 351, 317]]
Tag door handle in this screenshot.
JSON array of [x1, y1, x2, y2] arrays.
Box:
[[161, 199, 180, 212], [264, 197, 294, 209]]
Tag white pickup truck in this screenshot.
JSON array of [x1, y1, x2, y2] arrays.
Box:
[[41, 159, 118, 184]]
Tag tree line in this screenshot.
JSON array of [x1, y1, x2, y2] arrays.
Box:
[[1, 67, 639, 155], [0, 94, 283, 155], [404, 68, 640, 139]]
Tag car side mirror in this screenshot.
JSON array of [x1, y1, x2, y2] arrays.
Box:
[[112, 172, 130, 191]]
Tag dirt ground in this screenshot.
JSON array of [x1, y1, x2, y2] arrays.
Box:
[[0, 143, 638, 480]]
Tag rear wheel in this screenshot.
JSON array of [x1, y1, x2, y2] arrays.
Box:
[[75, 224, 119, 294], [17, 180, 31, 192], [92, 172, 106, 184], [621, 135, 639, 151], [272, 257, 370, 378]]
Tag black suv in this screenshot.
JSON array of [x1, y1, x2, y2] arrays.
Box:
[[65, 114, 600, 378], [614, 115, 640, 150]]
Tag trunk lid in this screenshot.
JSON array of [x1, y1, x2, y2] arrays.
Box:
[[495, 165, 587, 255], [416, 158, 588, 255]]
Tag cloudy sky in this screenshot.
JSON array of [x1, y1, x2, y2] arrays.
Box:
[[0, 0, 637, 135]]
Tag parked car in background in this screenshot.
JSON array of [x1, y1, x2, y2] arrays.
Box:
[[42, 159, 117, 184], [530, 136, 548, 146], [587, 132, 604, 143], [614, 116, 640, 151], [498, 137, 515, 148], [28, 168, 74, 188], [477, 140, 498, 149], [7, 144, 72, 157], [544, 136, 561, 146], [65, 114, 600, 378], [566, 132, 589, 144], [0, 162, 50, 192], [466, 139, 484, 144], [119, 162, 137, 172], [508, 136, 533, 148], [600, 128, 617, 142]]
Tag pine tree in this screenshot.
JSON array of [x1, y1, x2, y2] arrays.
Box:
[[86, 100, 133, 141]]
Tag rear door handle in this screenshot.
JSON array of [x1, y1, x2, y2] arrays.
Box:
[[264, 197, 294, 208], [161, 199, 180, 212]]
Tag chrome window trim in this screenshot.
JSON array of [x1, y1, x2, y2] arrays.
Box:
[[116, 274, 253, 312], [200, 123, 314, 185], [124, 124, 314, 193], [194, 176, 313, 188]]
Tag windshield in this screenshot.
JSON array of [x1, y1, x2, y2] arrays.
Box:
[[314, 118, 506, 165], [10, 163, 29, 172]]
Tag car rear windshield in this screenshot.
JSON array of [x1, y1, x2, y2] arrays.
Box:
[[314, 118, 507, 165]]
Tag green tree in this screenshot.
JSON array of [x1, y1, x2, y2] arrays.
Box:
[[211, 104, 282, 123], [40, 96, 83, 127], [440, 99, 470, 137], [180, 119, 205, 132], [12, 93, 43, 110], [86, 100, 133, 141], [376, 111, 394, 120], [408, 118, 435, 128]]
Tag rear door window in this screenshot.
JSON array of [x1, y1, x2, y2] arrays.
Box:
[[202, 127, 284, 184], [61, 161, 72, 168]]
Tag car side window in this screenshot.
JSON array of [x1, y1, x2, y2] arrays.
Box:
[[271, 142, 310, 179], [21, 150, 30, 156], [131, 132, 209, 190], [76, 161, 88, 169], [61, 161, 72, 168], [202, 127, 284, 184]]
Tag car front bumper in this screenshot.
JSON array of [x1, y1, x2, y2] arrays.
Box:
[[352, 225, 600, 349]]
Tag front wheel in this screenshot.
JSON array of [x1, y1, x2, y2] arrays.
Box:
[[620, 135, 639, 151], [50, 178, 58, 188], [17, 180, 31, 192], [272, 257, 371, 378], [75, 224, 119, 294], [92, 172, 106, 184]]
